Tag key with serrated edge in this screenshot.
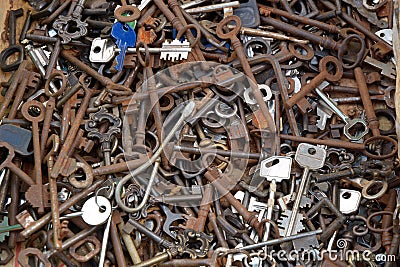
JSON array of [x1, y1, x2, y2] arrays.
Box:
[[111, 22, 136, 71], [364, 56, 396, 80]]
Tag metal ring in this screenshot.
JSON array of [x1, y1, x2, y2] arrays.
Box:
[[288, 43, 314, 61], [362, 179, 388, 200], [114, 5, 140, 23], [366, 211, 394, 233], [319, 56, 343, 82], [216, 16, 241, 40], [45, 71, 66, 97], [176, 24, 201, 47], [0, 45, 24, 72], [363, 135, 398, 159], [338, 34, 366, 69]]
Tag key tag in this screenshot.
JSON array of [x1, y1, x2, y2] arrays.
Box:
[[81, 196, 112, 226]]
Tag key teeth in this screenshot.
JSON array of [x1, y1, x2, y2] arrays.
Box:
[[161, 39, 190, 62]]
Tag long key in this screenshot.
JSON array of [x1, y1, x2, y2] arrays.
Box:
[[21, 100, 46, 213], [259, 156, 292, 241], [44, 134, 62, 250], [99, 213, 112, 267], [314, 81, 369, 141], [285, 143, 326, 237], [111, 22, 136, 71]]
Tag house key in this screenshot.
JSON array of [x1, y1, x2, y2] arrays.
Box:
[[111, 22, 137, 71], [284, 143, 326, 237], [259, 156, 292, 241]]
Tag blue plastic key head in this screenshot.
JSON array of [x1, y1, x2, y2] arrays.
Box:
[[111, 22, 136, 71]]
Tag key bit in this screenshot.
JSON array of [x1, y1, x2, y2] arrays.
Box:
[[364, 56, 396, 80]]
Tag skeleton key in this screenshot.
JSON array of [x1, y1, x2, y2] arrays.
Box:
[[285, 143, 326, 237], [0, 142, 34, 186], [111, 22, 137, 71], [90, 38, 191, 63], [314, 81, 369, 141], [364, 56, 396, 80], [21, 100, 46, 213], [44, 134, 62, 250], [85, 107, 121, 175], [259, 156, 292, 241], [53, 0, 88, 44], [181, 184, 212, 232]]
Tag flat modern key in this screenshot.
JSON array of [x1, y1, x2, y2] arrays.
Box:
[[111, 22, 137, 71], [259, 156, 292, 241], [285, 143, 326, 237]]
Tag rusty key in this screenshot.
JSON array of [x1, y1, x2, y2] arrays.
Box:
[[0, 142, 34, 186], [44, 134, 62, 250], [21, 100, 46, 213], [285, 56, 343, 113]]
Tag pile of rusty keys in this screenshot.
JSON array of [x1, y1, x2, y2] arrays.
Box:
[[0, 0, 398, 266]]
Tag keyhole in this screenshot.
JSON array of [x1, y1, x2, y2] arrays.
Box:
[[122, 24, 130, 31], [308, 148, 316, 155], [342, 192, 351, 199], [99, 205, 107, 213]]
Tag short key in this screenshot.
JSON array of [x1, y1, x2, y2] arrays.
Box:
[[285, 143, 326, 237], [314, 81, 368, 141], [364, 56, 396, 80], [111, 22, 137, 72], [21, 100, 46, 213]]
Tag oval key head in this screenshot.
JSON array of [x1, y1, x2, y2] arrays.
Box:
[[343, 118, 369, 141], [81, 196, 112, 226], [216, 16, 241, 40], [295, 143, 326, 170], [319, 56, 343, 82]]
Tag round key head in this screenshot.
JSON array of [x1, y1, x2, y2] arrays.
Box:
[[21, 100, 45, 122], [216, 16, 241, 40], [81, 196, 112, 226]]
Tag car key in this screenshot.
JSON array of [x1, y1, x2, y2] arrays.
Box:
[[111, 22, 137, 71]]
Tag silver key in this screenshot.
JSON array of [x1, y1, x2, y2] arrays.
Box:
[[285, 143, 326, 237], [99, 214, 112, 267], [90, 38, 191, 63], [375, 29, 392, 45], [315, 81, 368, 141], [364, 56, 396, 80], [259, 156, 292, 241]]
